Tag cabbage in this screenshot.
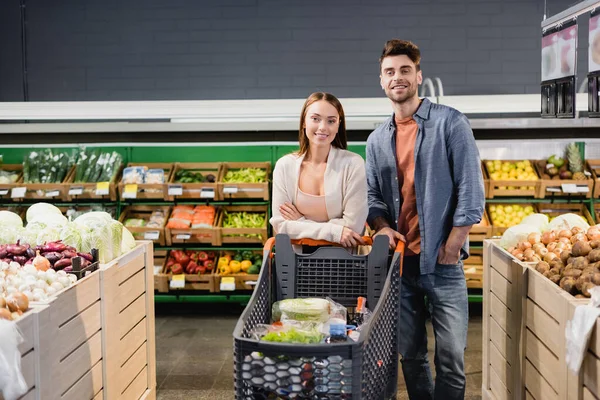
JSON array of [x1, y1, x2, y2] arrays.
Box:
[[26, 202, 62, 223], [121, 226, 136, 253], [520, 213, 549, 232], [500, 224, 541, 249], [0, 226, 24, 245], [0, 211, 23, 228], [35, 226, 61, 246], [29, 213, 68, 228], [547, 213, 590, 232], [59, 223, 83, 250], [74, 212, 113, 228]]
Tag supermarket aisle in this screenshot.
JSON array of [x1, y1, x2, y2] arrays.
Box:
[[155, 303, 483, 399]]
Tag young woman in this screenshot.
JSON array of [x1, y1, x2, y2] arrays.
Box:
[[270, 92, 368, 248]]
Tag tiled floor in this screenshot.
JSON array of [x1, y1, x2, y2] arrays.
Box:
[[155, 303, 483, 399]]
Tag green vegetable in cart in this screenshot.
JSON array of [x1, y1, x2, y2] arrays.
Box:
[[261, 327, 323, 344], [222, 168, 267, 183]]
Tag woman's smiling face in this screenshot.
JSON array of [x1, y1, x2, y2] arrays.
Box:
[[303, 100, 340, 148]]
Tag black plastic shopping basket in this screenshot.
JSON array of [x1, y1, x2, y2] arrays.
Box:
[[233, 233, 404, 400]]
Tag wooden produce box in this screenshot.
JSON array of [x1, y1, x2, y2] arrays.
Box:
[[214, 250, 262, 292], [153, 250, 169, 294], [487, 203, 537, 237], [64, 164, 123, 202], [159, 250, 217, 293], [167, 162, 221, 201], [536, 202, 596, 225], [100, 242, 156, 400], [588, 160, 600, 199], [119, 206, 170, 246], [482, 240, 528, 400], [469, 208, 492, 243], [0, 164, 24, 200], [117, 162, 175, 201], [464, 247, 483, 289], [218, 162, 271, 201], [483, 159, 540, 198], [217, 204, 269, 245], [165, 206, 221, 246], [36, 269, 104, 400], [8, 165, 70, 202], [482, 160, 491, 199], [534, 160, 594, 199]]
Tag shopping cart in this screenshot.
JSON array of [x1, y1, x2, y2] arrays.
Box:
[[233, 233, 404, 400]]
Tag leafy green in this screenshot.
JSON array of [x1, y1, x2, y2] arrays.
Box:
[[222, 168, 267, 183], [261, 327, 323, 344]]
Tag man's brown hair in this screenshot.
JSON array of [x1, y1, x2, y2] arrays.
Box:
[[379, 39, 421, 71], [298, 92, 347, 156]]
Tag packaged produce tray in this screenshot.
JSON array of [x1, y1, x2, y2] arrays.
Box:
[[117, 162, 175, 201], [119, 205, 170, 246], [483, 159, 540, 198], [167, 162, 221, 201], [217, 204, 269, 245], [218, 162, 271, 201], [534, 160, 594, 199], [165, 205, 221, 246], [234, 234, 403, 400], [64, 164, 123, 201], [0, 164, 23, 199]]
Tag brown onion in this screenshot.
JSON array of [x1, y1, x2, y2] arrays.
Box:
[[559, 229, 573, 239], [519, 241, 532, 251], [542, 231, 556, 245], [7, 292, 29, 313], [572, 226, 585, 235], [0, 308, 12, 320], [528, 232, 541, 244], [588, 227, 600, 241], [571, 233, 587, 244]]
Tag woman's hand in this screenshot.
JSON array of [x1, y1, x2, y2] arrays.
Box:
[[279, 202, 304, 221], [340, 227, 366, 248]]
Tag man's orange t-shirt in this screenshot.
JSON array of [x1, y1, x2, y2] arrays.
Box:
[[395, 115, 421, 256]]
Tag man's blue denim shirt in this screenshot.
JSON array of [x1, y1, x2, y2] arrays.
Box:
[[366, 98, 485, 275]]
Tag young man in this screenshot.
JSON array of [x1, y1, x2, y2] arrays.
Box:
[[366, 39, 485, 399]]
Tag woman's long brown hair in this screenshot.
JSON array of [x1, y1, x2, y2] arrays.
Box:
[[297, 92, 348, 157]]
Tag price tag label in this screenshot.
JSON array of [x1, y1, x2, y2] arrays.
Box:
[[546, 163, 555, 170], [223, 186, 238, 194], [96, 182, 110, 196], [176, 233, 191, 240], [200, 189, 215, 199], [45, 190, 60, 198], [69, 186, 83, 196], [170, 274, 186, 289], [577, 186, 590, 193], [123, 184, 138, 199], [584, 171, 592, 176], [153, 266, 163, 275], [0, 189, 8, 196], [168, 184, 183, 196], [561, 183, 578, 193], [144, 231, 160, 240], [220, 277, 236, 291], [11, 187, 26, 198]]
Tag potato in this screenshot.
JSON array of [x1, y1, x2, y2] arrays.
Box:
[[572, 241, 592, 257], [592, 273, 600, 286], [560, 276, 578, 295], [582, 282, 596, 297], [561, 250, 571, 264], [563, 269, 583, 279], [575, 294, 587, 299], [549, 259, 565, 271], [573, 257, 589, 270], [576, 273, 593, 291], [588, 249, 600, 263], [549, 274, 562, 285], [535, 261, 550, 274]]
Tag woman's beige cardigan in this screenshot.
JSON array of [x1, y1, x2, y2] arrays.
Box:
[[269, 146, 368, 243]]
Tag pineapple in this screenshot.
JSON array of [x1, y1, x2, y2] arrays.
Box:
[[567, 143, 587, 180]]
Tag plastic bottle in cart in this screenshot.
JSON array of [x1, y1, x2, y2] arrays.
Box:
[[353, 296, 367, 326]]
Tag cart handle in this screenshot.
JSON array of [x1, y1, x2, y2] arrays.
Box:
[[263, 236, 405, 254]]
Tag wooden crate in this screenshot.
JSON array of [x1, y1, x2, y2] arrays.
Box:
[[213, 250, 261, 292], [0, 164, 23, 199], [119, 205, 170, 246], [167, 162, 221, 201], [100, 242, 156, 400], [160, 250, 216, 292], [218, 162, 271, 201], [165, 206, 221, 246], [482, 161, 491, 199], [117, 162, 175, 201], [536, 202, 596, 225], [36, 270, 104, 400], [534, 160, 594, 199], [483, 159, 540, 198], [153, 250, 169, 294], [64, 164, 123, 201], [8, 165, 71, 202], [217, 204, 269, 245], [470, 208, 493, 242], [487, 203, 537, 237], [482, 240, 527, 400], [464, 247, 483, 289], [588, 160, 600, 199]]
